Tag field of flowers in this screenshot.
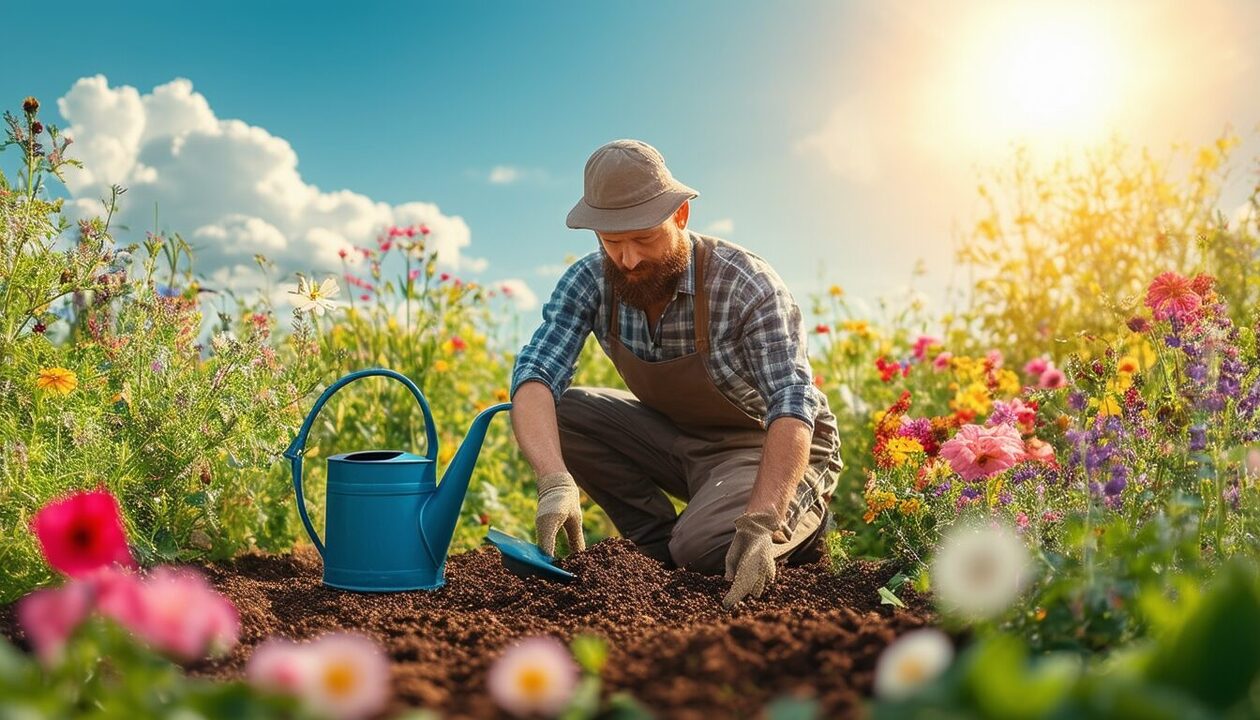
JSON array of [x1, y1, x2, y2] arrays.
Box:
[[3, 94, 1260, 719]]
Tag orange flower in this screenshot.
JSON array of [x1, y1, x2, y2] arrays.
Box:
[[36, 367, 78, 395]]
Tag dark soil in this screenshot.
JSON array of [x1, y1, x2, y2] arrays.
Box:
[[2, 540, 933, 719]]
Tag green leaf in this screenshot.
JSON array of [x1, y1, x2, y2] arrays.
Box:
[[878, 586, 907, 609], [570, 633, 608, 674]]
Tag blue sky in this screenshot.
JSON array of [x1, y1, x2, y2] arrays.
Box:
[[4, 0, 1258, 337]]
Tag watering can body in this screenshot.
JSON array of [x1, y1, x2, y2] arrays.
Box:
[[284, 368, 511, 592]]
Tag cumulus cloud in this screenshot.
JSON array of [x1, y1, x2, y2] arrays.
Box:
[[704, 218, 735, 235], [795, 95, 881, 184], [493, 278, 539, 311], [54, 75, 482, 298]]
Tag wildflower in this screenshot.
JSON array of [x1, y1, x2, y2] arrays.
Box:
[[930, 522, 1030, 620], [433, 360, 450, 373], [36, 367, 78, 395], [938, 424, 1025, 482], [815, 323, 830, 334], [247, 638, 315, 694], [31, 489, 135, 577], [1145, 271, 1202, 322], [408, 268, 421, 282], [1021, 437, 1056, 466], [1126, 315, 1151, 333], [932, 351, 952, 371], [23, 96, 39, 113], [488, 636, 579, 718], [828, 284, 843, 297], [1037, 367, 1066, 389], [307, 633, 392, 720], [1023, 355, 1049, 377], [288, 277, 340, 316], [1015, 512, 1030, 531], [420, 224, 431, 235], [912, 336, 938, 361], [898, 498, 922, 516], [16, 582, 93, 665], [450, 335, 467, 352], [881, 437, 925, 468], [985, 349, 1004, 368], [1189, 424, 1207, 452], [873, 629, 953, 700], [1117, 356, 1139, 374], [33, 322, 47, 334]]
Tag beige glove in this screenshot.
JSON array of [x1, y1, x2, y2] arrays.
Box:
[[722, 510, 780, 609], [535, 471, 586, 557]]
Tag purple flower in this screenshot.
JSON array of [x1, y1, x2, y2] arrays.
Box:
[[1187, 363, 1208, 383], [1189, 425, 1207, 451], [1068, 392, 1087, 412], [1104, 475, 1126, 496]]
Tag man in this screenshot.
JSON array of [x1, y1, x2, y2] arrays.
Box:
[[509, 139, 842, 609]]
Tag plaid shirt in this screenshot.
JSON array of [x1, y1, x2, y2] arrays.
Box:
[[510, 233, 829, 431]]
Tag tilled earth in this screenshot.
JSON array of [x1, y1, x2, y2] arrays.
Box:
[[3, 540, 933, 719]]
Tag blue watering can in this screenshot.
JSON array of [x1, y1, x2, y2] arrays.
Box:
[[284, 368, 511, 591]]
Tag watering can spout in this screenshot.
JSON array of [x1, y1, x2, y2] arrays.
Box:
[[421, 401, 513, 563]]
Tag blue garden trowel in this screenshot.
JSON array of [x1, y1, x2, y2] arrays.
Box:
[[484, 527, 577, 583]]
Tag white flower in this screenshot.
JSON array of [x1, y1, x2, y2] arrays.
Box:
[[931, 521, 1030, 620], [874, 628, 954, 700], [487, 636, 578, 718], [288, 276, 340, 316]]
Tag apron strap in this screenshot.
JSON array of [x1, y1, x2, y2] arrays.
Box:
[[692, 236, 710, 355]]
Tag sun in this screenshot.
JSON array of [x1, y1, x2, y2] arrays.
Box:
[[940, 3, 1131, 152]]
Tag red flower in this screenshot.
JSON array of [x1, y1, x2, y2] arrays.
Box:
[[450, 335, 467, 352], [815, 323, 830, 334], [439, 273, 450, 282], [338, 248, 348, 259], [478, 513, 490, 526], [33, 322, 46, 334], [420, 224, 431, 236], [1144, 272, 1202, 322], [31, 489, 135, 577]]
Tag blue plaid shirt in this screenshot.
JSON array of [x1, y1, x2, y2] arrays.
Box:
[[510, 233, 828, 431]]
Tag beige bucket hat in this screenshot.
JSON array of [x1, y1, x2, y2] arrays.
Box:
[[566, 139, 699, 233]]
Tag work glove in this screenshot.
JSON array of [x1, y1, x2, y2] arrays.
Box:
[[722, 510, 780, 609], [535, 471, 586, 557]]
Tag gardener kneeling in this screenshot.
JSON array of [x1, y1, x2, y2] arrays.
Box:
[[509, 139, 842, 609]]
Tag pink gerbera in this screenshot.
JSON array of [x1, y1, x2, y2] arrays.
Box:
[[1144, 272, 1202, 322], [938, 423, 1026, 482], [30, 489, 135, 577]]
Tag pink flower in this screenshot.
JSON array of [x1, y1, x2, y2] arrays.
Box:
[[912, 336, 939, 361], [408, 269, 421, 282], [1022, 437, 1057, 466], [307, 633, 392, 720], [90, 566, 148, 630], [130, 567, 240, 661], [17, 582, 92, 664], [985, 349, 1004, 368], [1023, 355, 1049, 377], [938, 423, 1026, 482], [932, 351, 953, 372], [1037, 367, 1066, 389], [1015, 512, 1030, 531], [420, 224, 431, 236], [248, 638, 315, 695], [1145, 271, 1202, 322], [31, 489, 135, 577], [337, 248, 348, 259]]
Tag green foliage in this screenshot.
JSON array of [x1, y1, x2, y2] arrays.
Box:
[[0, 618, 309, 720], [869, 559, 1260, 719]]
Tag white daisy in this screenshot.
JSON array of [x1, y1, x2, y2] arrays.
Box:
[[874, 628, 954, 700], [931, 521, 1031, 620], [487, 636, 578, 718], [288, 276, 340, 316]]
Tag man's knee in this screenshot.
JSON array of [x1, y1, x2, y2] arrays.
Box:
[[667, 531, 729, 575]]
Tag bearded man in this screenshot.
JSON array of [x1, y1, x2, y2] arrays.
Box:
[[509, 139, 842, 608]]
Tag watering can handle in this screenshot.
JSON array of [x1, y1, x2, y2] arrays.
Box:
[[282, 368, 440, 558]]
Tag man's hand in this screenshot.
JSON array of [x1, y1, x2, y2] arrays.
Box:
[[722, 510, 780, 609], [535, 471, 586, 557]]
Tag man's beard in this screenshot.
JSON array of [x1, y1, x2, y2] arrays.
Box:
[[603, 233, 692, 310]]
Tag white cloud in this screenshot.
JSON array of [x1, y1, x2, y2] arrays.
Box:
[[534, 263, 568, 278], [493, 278, 539, 311], [703, 218, 735, 235], [54, 75, 481, 299], [489, 165, 521, 184], [795, 95, 881, 184]]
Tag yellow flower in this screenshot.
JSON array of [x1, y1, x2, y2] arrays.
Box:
[[899, 498, 922, 516], [884, 437, 925, 467], [495, 388, 510, 402], [841, 320, 871, 338], [1096, 395, 1123, 417], [36, 367, 78, 395], [828, 284, 844, 298], [1117, 355, 1139, 375], [950, 382, 992, 416], [432, 360, 450, 373], [996, 369, 1021, 397]]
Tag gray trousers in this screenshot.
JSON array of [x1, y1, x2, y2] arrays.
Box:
[[555, 387, 838, 574]]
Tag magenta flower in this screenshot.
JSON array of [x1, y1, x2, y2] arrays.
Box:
[[912, 336, 939, 361], [1023, 355, 1049, 377], [130, 567, 240, 660], [932, 351, 953, 372], [938, 423, 1026, 482], [31, 489, 135, 577]]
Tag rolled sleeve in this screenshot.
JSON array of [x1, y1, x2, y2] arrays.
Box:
[[740, 284, 821, 430], [509, 258, 601, 404]]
